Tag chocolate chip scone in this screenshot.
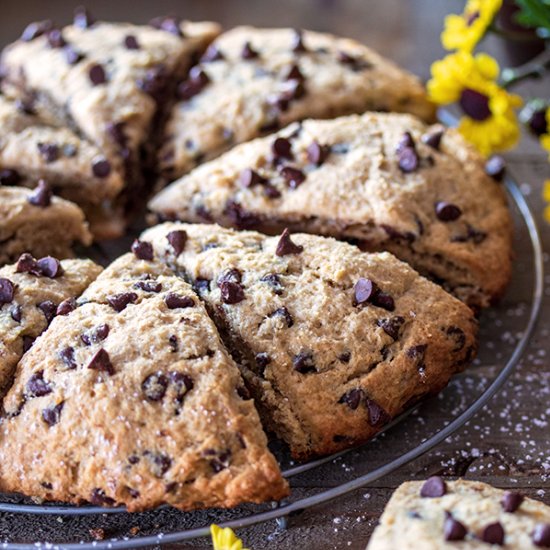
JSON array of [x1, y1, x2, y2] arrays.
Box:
[[368, 478, 550, 549], [149, 113, 512, 309], [156, 26, 435, 183], [141, 223, 477, 460], [0, 185, 92, 264], [0, 254, 101, 397], [0, 252, 288, 511], [1, 11, 220, 236]]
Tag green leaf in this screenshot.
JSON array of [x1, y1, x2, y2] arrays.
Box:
[[514, 0, 550, 37]]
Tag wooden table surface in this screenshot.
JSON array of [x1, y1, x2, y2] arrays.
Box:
[[0, 1, 549, 549]]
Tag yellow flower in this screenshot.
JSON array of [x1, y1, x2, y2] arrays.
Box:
[[428, 51, 522, 156], [442, 0, 503, 52], [540, 108, 550, 160], [543, 180, 550, 223], [210, 525, 249, 550]]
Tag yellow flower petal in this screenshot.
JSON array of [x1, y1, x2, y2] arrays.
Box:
[[474, 53, 500, 80], [210, 525, 248, 550], [542, 180, 550, 202]]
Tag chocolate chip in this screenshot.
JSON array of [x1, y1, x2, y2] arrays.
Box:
[[10, 305, 22, 322], [59, 347, 77, 369], [37, 256, 63, 278], [446, 326, 466, 352], [398, 147, 419, 173], [485, 155, 506, 181], [150, 15, 183, 36], [264, 184, 282, 199], [169, 371, 194, 402], [218, 268, 242, 285], [292, 29, 307, 52], [533, 524, 550, 547], [46, 28, 66, 48], [435, 201, 462, 222], [339, 388, 364, 410], [131, 239, 153, 261], [354, 278, 375, 305], [42, 402, 64, 426], [87, 348, 114, 375], [421, 130, 443, 150], [147, 452, 172, 476], [168, 335, 178, 352], [501, 491, 523, 513], [307, 141, 330, 166], [482, 522, 505, 545], [124, 34, 140, 50], [366, 397, 390, 426], [64, 46, 84, 65], [88, 64, 107, 86], [292, 351, 316, 373], [27, 371, 52, 397], [16, 253, 41, 276], [276, 228, 303, 256], [420, 476, 447, 498], [444, 515, 467, 541], [406, 344, 427, 360], [90, 488, 115, 507], [81, 324, 110, 346], [167, 230, 187, 255], [223, 200, 260, 229], [137, 64, 169, 102], [91, 157, 111, 178], [0, 169, 21, 186], [272, 137, 293, 161], [268, 306, 294, 327], [337, 51, 372, 71], [107, 292, 137, 312], [0, 278, 15, 305], [74, 6, 94, 29], [202, 448, 231, 473], [381, 224, 416, 243], [450, 224, 487, 244], [38, 300, 57, 323], [177, 66, 210, 100], [260, 273, 284, 295], [241, 41, 258, 59], [21, 20, 53, 41], [164, 293, 194, 309], [134, 280, 162, 293], [284, 64, 304, 82], [142, 372, 168, 401], [280, 166, 306, 189], [219, 281, 245, 304], [239, 168, 267, 188], [376, 316, 405, 340], [37, 142, 59, 164], [27, 179, 52, 207], [201, 44, 224, 62], [255, 352, 271, 373], [338, 351, 351, 363]]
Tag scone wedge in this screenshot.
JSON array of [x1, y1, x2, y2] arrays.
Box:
[[149, 113, 513, 309], [368, 478, 550, 549], [0, 253, 288, 511], [156, 26, 435, 182], [142, 223, 478, 460]]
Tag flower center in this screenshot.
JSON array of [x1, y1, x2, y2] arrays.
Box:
[[529, 109, 548, 136], [466, 10, 480, 26], [459, 89, 491, 121]]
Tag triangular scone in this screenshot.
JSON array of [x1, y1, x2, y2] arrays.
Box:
[[149, 113, 512, 309], [1, 14, 220, 236], [141, 223, 478, 460], [0, 253, 288, 511], [0, 255, 102, 397], [0, 185, 92, 264], [156, 26, 435, 182]]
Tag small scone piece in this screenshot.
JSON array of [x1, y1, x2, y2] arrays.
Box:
[[149, 114, 512, 309], [142, 223, 478, 460], [367, 478, 550, 549], [0, 185, 92, 264], [1, 13, 220, 236], [0, 255, 102, 396], [156, 26, 435, 182], [0, 253, 288, 511]]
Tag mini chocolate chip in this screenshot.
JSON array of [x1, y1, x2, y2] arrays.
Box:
[[165, 293, 194, 309], [142, 372, 169, 401], [338, 351, 351, 363], [268, 306, 294, 327], [420, 476, 447, 498], [482, 522, 505, 545], [137, 64, 169, 102], [134, 280, 162, 293], [107, 121, 127, 146], [450, 224, 487, 244], [131, 239, 154, 261], [87, 348, 114, 375], [202, 448, 232, 473], [92, 157, 111, 178], [380, 224, 416, 243], [239, 168, 267, 188], [16, 253, 41, 276], [59, 347, 77, 369], [446, 326, 466, 352], [124, 34, 140, 50], [0, 169, 21, 186], [284, 64, 304, 82], [46, 28, 66, 48], [37, 256, 63, 278], [177, 66, 210, 100], [150, 15, 183, 36], [168, 335, 178, 352], [485, 155, 506, 181], [444, 515, 467, 541], [21, 20, 53, 41], [42, 401, 64, 426], [74, 6, 94, 28], [260, 273, 284, 295], [307, 141, 330, 166], [201, 44, 224, 62], [501, 491, 524, 513], [10, 305, 22, 322], [398, 147, 419, 173], [435, 201, 462, 222], [533, 524, 550, 547], [241, 41, 258, 59], [280, 165, 306, 188], [27, 371, 52, 397], [0, 278, 15, 304], [264, 183, 282, 198], [354, 278, 375, 305], [372, 292, 395, 312], [90, 489, 115, 507], [169, 371, 194, 401], [376, 316, 405, 340], [276, 228, 303, 256], [339, 388, 364, 410], [292, 351, 316, 374], [272, 137, 293, 160], [219, 281, 245, 304], [88, 64, 107, 86], [421, 130, 444, 150], [223, 200, 260, 229], [107, 292, 137, 312], [406, 344, 427, 360], [147, 452, 172, 476], [218, 268, 242, 285], [28, 179, 52, 207], [167, 230, 187, 255], [396, 132, 416, 154], [255, 352, 271, 373], [81, 324, 110, 346], [41, 482, 53, 490], [38, 300, 57, 323], [64, 46, 84, 65], [366, 398, 390, 426], [337, 51, 372, 70]]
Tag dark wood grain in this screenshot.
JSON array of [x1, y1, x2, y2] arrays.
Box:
[[0, 1, 549, 549]]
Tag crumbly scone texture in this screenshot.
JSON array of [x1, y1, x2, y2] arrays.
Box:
[[367, 479, 550, 549], [0, 257, 102, 397], [142, 223, 478, 460], [0, 186, 92, 264], [150, 113, 513, 309], [0, 253, 288, 511], [1, 18, 220, 236], [157, 26, 435, 182]]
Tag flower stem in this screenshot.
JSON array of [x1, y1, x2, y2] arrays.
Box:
[[500, 49, 550, 88], [488, 23, 549, 42]]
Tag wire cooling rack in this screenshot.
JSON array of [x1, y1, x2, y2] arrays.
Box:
[[0, 166, 543, 549]]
